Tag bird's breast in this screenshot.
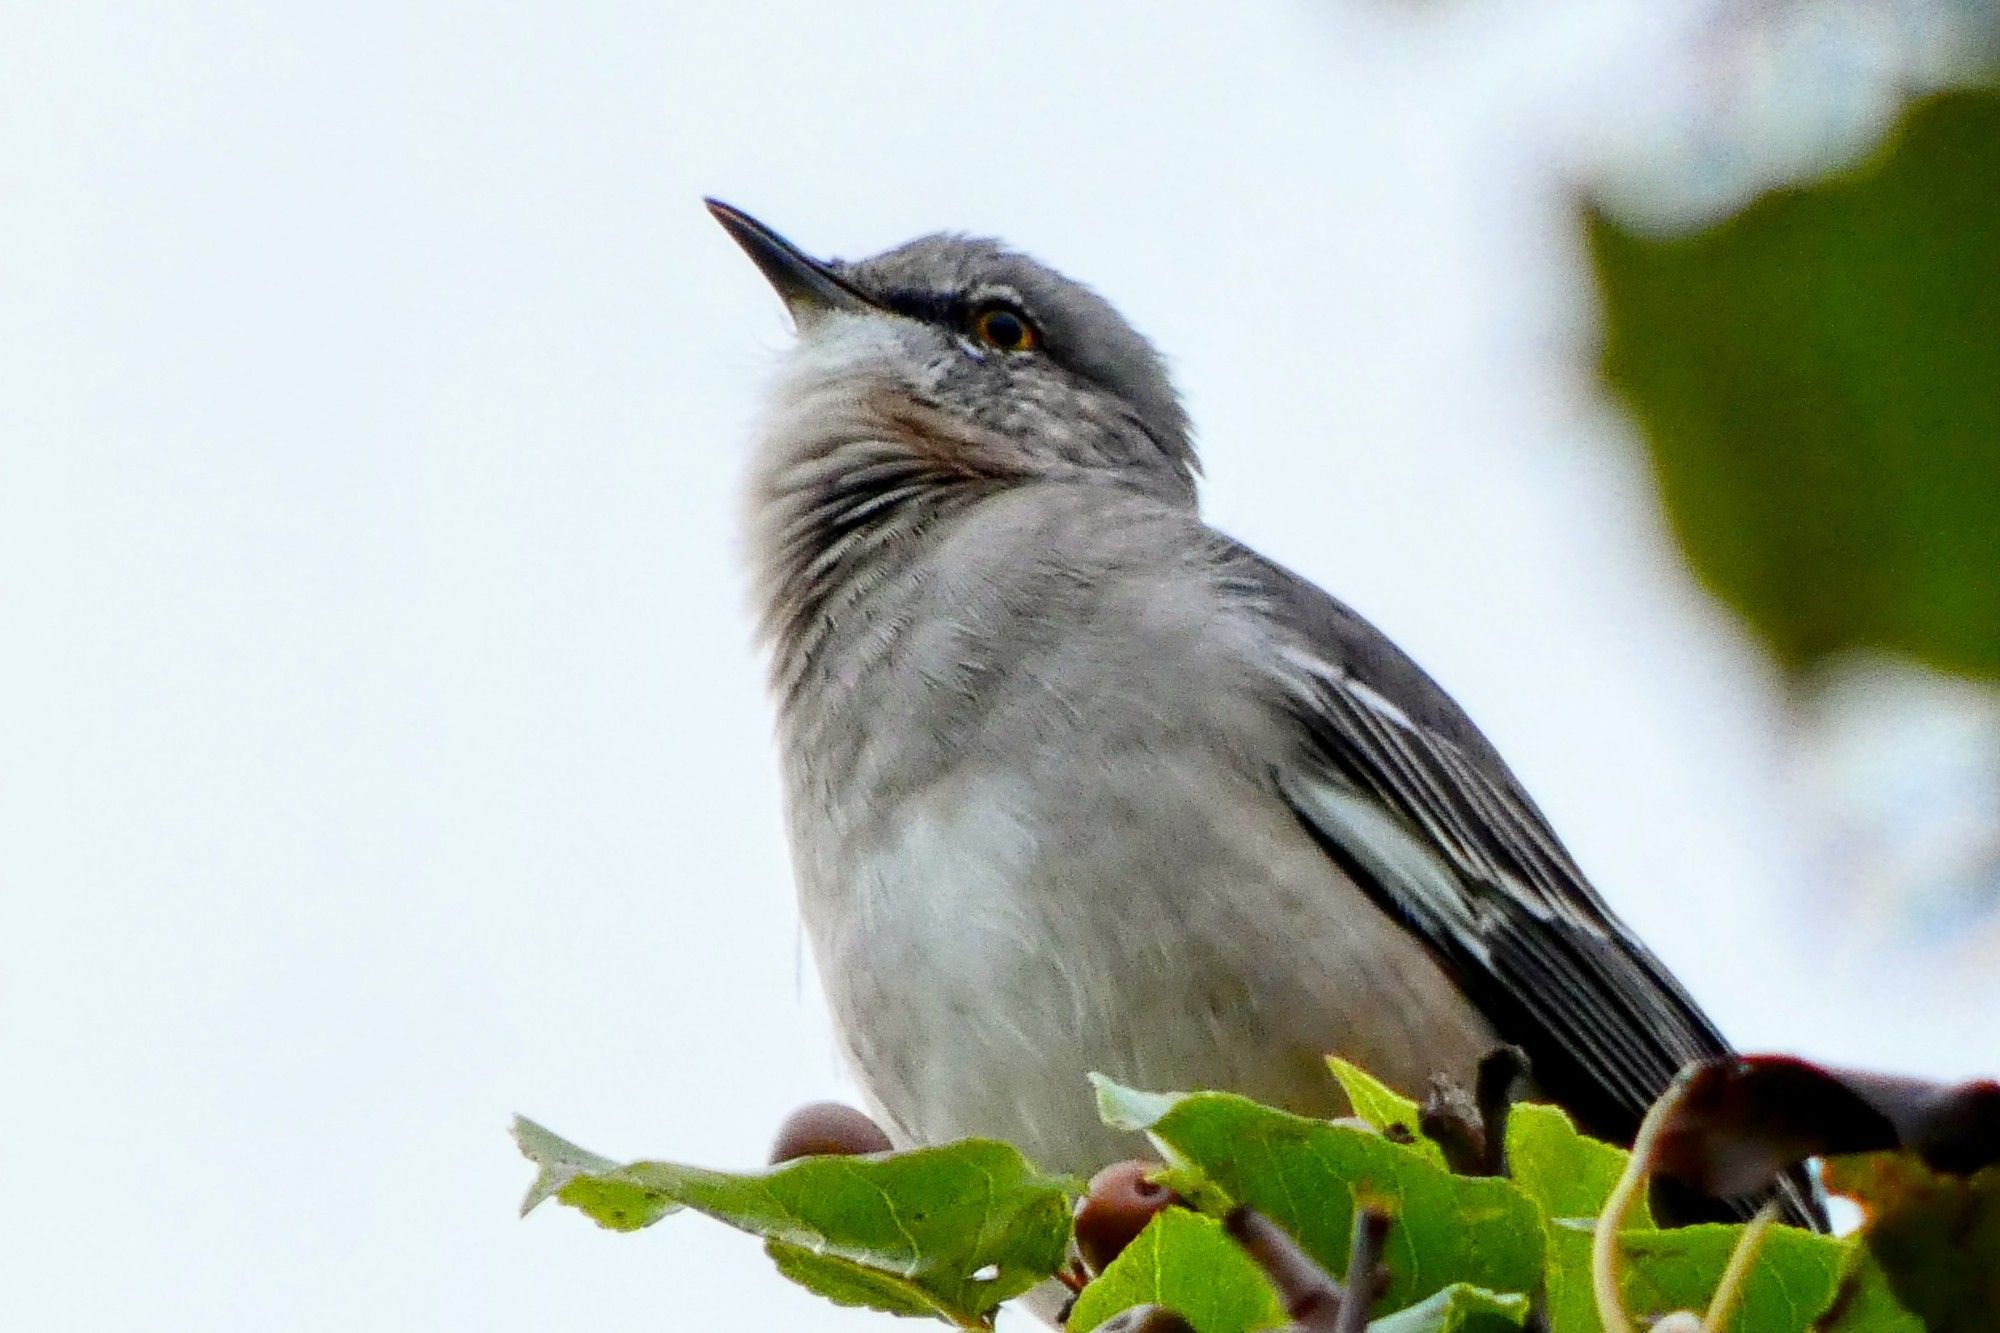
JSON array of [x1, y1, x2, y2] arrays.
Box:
[[772, 488, 1496, 1173], [788, 736, 1498, 1177]]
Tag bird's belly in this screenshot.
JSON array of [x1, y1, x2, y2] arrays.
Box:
[[798, 764, 1497, 1177]]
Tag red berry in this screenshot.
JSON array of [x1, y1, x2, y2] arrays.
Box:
[[768, 1101, 893, 1164], [1073, 1159, 1181, 1276]]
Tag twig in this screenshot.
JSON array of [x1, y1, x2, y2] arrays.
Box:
[[1333, 1208, 1391, 1333], [1594, 1074, 1694, 1333], [1420, 1078, 1488, 1176], [1420, 1046, 1529, 1177], [1701, 1200, 1776, 1333], [1226, 1207, 1344, 1327], [1594, 1073, 1784, 1333], [1224, 1204, 1391, 1332], [1474, 1046, 1530, 1176]]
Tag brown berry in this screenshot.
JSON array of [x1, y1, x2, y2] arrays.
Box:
[[768, 1101, 893, 1164], [1073, 1159, 1180, 1276]]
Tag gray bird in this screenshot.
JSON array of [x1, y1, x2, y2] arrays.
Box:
[[706, 200, 1824, 1234]]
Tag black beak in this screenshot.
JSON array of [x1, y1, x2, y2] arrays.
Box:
[[705, 199, 871, 321]]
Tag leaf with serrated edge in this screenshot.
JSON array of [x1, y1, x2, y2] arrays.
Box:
[[766, 1241, 959, 1321], [513, 1121, 1074, 1324], [1092, 1077, 1542, 1313], [1367, 1283, 1530, 1333], [1069, 1209, 1288, 1333], [512, 1116, 626, 1216], [1504, 1101, 1649, 1226], [1328, 1058, 1449, 1169]]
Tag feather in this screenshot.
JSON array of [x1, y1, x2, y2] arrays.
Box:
[[1228, 546, 1828, 1229]]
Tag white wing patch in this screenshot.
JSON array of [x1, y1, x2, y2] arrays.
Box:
[[1304, 662, 1598, 934], [1283, 772, 1494, 963]]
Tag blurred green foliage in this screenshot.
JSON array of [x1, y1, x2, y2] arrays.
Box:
[[1590, 88, 2000, 683], [1823, 1154, 2000, 1332]]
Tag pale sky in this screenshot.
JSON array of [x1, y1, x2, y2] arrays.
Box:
[[5, 3, 1995, 1330]]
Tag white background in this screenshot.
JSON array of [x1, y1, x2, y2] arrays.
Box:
[[5, 3, 1996, 1329]]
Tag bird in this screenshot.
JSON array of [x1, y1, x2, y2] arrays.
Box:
[[704, 199, 1825, 1233]]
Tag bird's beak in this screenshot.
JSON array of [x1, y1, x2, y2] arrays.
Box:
[[705, 199, 872, 324]]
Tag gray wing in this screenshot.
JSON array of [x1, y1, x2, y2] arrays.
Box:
[[1221, 544, 1825, 1228]]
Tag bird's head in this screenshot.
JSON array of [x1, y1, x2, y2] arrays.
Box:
[[707, 201, 1196, 506]]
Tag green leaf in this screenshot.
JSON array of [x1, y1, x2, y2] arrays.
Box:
[[1368, 1284, 1530, 1333], [1544, 1218, 1847, 1333], [1068, 1209, 1288, 1333], [765, 1242, 963, 1321], [1504, 1101, 1649, 1225], [1093, 1078, 1543, 1313], [1590, 87, 2000, 681], [1811, 1240, 1925, 1333], [512, 1116, 1075, 1324], [1328, 1058, 1449, 1169], [512, 1116, 623, 1216], [1097, 1080, 1184, 1133], [1821, 1153, 2000, 1331], [1148, 1163, 1241, 1219]]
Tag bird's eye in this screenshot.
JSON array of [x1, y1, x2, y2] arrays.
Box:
[[970, 303, 1037, 353]]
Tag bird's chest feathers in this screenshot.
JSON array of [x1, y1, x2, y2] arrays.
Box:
[[799, 765, 1226, 1161], [826, 776, 1055, 992], [778, 544, 1282, 842]]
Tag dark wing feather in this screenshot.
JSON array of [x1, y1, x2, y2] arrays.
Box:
[[1222, 545, 1826, 1229]]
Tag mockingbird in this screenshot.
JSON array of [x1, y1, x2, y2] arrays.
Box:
[[706, 199, 1823, 1231]]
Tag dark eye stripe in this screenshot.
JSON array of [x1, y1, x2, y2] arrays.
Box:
[[874, 286, 1048, 359], [875, 287, 967, 326]]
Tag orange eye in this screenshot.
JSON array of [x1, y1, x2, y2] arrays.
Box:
[[971, 303, 1036, 353]]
